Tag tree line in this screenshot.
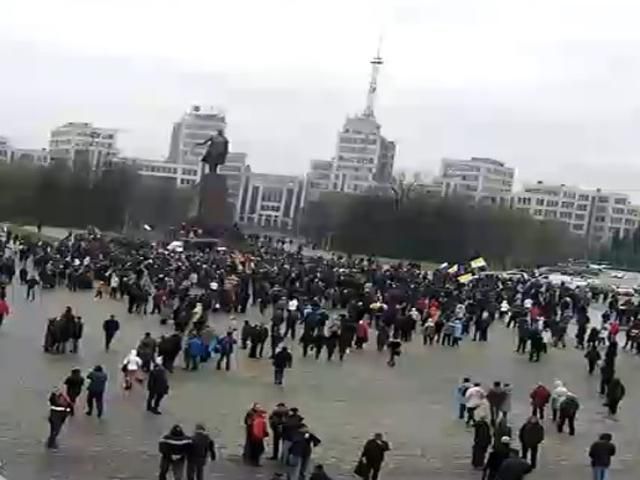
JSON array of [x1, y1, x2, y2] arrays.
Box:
[[0, 161, 191, 232], [300, 191, 590, 269]]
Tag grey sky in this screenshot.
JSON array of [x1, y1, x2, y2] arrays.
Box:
[[2, 0, 640, 195]]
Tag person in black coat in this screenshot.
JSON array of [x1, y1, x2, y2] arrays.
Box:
[[605, 378, 626, 416], [70, 316, 83, 353], [495, 449, 533, 480], [599, 360, 615, 396], [589, 433, 616, 480], [518, 416, 544, 469], [187, 423, 216, 480], [63, 368, 85, 415], [159, 424, 192, 480], [147, 363, 169, 414], [483, 439, 511, 480], [472, 417, 492, 468], [357, 433, 390, 480], [102, 314, 120, 351], [272, 346, 293, 385], [584, 345, 601, 375]]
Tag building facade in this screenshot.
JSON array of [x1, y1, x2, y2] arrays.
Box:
[[512, 182, 640, 244], [168, 105, 227, 165], [0, 136, 49, 166], [439, 157, 515, 206], [49, 122, 118, 171], [235, 172, 305, 230], [112, 157, 199, 187]]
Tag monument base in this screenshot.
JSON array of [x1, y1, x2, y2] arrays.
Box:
[[197, 172, 233, 226]]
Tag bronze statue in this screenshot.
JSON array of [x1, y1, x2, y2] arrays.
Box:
[[197, 130, 229, 174]]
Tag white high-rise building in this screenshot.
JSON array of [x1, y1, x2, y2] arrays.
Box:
[[439, 157, 515, 206], [168, 105, 227, 165], [512, 182, 640, 245], [305, 48, 395, 200], [49, 122, 118, 171]]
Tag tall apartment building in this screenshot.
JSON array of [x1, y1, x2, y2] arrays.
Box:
[[512, 182, 640, 244], [49, 122, 118, 171], [439, 157, 515, 206], [168, 105, 227, 165], [305, 49, 395, 201]]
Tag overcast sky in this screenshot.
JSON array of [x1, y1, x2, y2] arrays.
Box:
[[2, 0, 640, 194]]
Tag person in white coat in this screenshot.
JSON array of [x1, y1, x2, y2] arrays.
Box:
[[465, 383, 486, 425], [551, 379, 568, 422], [122, 349, 143, 390]]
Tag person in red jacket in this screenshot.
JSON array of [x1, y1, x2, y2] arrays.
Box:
[[529, 383, 551, 420], [247, 409, 269, 466], [0, 297, 9, 327]]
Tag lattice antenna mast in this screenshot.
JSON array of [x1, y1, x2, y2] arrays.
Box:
[[363, 40, 384, 118]]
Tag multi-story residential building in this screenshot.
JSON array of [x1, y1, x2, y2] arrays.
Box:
[[304, 159, 333, 202], [112, 157, 200, 187], [236, 172, 305, 230], [439, 157, 515, 206], [512, 182, 640, 244], [49, 122, 118, 171], [0, 136, 10, 163], [168, 105, 227, 165], [10, 148, 50, 166]]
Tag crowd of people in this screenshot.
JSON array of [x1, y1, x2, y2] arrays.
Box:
[[0, 227, 636, 479]]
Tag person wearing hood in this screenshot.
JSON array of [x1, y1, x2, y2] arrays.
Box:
[[122, 349, 143, 390], [529, 383, 550, 420], [550, 380, 568, 422], [159, 424, 192, 480], [599, 359, 615, 396], [557, 392, 580, 436], [605, 377, 626, 416]]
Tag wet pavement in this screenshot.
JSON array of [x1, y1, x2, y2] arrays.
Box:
[[0, 283, 639, 480]]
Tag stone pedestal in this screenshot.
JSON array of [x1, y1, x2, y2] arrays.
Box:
[[196, 173, 233, 231]]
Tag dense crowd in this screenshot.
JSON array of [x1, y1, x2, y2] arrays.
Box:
[[0, 228, 635, 480]]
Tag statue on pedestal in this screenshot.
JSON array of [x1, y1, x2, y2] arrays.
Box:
[[197, 130, 229, 174]]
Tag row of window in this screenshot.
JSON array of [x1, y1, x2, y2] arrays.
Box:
[[339, 135, 378, 146]]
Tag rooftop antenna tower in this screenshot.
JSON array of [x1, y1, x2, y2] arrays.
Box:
[[363, 37, 384, 118]]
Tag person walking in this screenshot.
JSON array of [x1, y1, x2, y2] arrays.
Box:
[[605, 378, 626, 416], [589, 433, 616, 480], [495, 448, 533, 480], [550, 380, 568, 422], [482, 437, 511, 480], [147, 363, 170, 414], [85, 365, 107, 418], [355, 433, 390, 480], [0, 296, 9, 327], [186, 424, 216, 480], [457, 377, 473, 420], [557, 392, 580, 436], [518, 416, 544, 469], [63, 368, 84, 416], [122, 349, 142, 390], [472, 416, 492, 469], [529, 383, 550, 420], [289, 425, 321, 480], [158, 424, 192, 480], [268, 402, 288, 460], [216, 331, 236, 371], [46, 387, 72, 449], [584, 344, 601, 375], [272, 346, 293, 386], [102, 315, 120, 351]]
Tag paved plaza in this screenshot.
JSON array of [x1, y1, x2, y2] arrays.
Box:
[[0, 284, 639, 480]]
